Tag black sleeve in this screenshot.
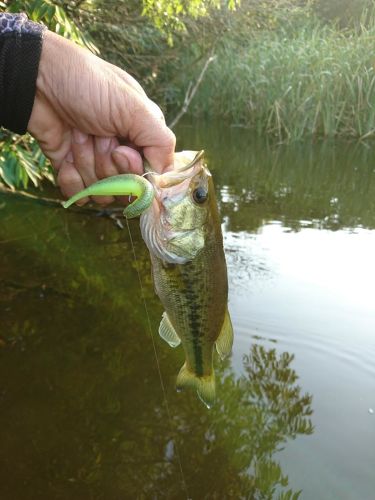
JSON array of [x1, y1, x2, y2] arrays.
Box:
[[0, 12, 46, 134]]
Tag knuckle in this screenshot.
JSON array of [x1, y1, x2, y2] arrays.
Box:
[[57, 167, 73, 187], [147, 98, 165, 122], [57, 164, 82, 192], [165, 127, 176, 149]]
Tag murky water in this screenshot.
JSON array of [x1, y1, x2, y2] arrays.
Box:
[[1, 123, 374, 499]]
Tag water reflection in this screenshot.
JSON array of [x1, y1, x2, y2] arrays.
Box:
[[0, 310, 313, 498], [1, 125, 374, 498], [0, 194, 313, 499], [177, 122, 375, 231]]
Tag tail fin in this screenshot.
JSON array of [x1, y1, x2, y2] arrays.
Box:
[[176, 363, 215, 409]]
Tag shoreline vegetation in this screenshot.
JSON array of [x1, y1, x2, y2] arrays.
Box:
[[2, 0, 375, 188], [188, 20, 375, 141]]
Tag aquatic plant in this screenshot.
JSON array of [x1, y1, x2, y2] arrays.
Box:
[[184, 8, 375, 141]]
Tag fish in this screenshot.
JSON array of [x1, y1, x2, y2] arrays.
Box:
[[62, 151, 233, 408], [140, 151, 233, 408]]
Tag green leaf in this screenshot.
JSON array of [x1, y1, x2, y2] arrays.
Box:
[[0, 149, 24, 189]]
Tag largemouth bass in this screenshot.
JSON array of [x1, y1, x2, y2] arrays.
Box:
[[62, 150, 233, 408], [140, 151, 233, 408]]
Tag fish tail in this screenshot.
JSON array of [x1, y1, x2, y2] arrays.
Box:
[[176, 363, 216, 409]]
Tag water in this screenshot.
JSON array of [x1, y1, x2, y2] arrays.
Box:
[[1, 123, 374, 499]]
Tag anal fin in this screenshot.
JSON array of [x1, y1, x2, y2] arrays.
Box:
[[159, 312, 181, 348], [215, 308, 234, 360]]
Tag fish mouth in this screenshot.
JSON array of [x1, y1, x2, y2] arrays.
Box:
[[140, 150, 207, 264], [146, 150, 205, 191], [177, 150, 205, 172], [146, 150, 206, 222]]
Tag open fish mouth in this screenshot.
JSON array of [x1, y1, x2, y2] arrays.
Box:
[[140, 150, 208, 264], [172, 150, 205, 172], [145, 150, 205, 190]]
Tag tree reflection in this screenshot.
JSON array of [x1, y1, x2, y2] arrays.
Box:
[[177, 121, 375, 232], [150, 345, 313, 499], [0, 143, 315, 499], [0, 287, 313, 500]]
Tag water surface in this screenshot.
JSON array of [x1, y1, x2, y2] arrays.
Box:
[[1, 124, 374, 499]]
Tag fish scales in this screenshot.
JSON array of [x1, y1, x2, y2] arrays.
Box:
[[151, 239, 228, 379]]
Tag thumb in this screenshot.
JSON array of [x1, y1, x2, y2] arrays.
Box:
[[125, 96, 176, 173], [143, 140, 175, 173]]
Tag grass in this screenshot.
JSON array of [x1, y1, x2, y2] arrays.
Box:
[[184, 16, 375, 141]]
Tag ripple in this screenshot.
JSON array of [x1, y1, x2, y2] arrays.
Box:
[[233, 315, 375, 379]]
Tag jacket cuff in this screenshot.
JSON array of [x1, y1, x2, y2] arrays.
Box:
[[0, 13, 47, 134]]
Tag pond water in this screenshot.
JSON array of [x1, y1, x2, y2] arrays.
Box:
[[1, 123, 374, 499]]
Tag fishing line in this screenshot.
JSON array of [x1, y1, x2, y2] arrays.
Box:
[[125, 217, 190, 500]]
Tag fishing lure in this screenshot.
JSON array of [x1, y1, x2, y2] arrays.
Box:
[[62, 173, 154, 218]]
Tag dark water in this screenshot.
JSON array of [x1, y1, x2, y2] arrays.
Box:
[[1, 123, 374, 499]]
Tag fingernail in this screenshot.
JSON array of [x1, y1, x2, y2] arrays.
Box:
[[96, 137, 112, 154], [73, 129, 88, 144], [112, 149, 129, 171]]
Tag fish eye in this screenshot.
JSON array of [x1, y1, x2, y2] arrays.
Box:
[[192, 187, 208, 204]]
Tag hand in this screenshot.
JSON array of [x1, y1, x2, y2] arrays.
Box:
[[27, 31, 175, 205]]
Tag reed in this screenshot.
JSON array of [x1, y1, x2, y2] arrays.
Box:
[[185, 15, 375, 141]]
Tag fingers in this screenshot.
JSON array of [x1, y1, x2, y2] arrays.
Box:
[[33, 52, 175, 177], [112, 145, 143, 175], [95, 137, 120, 178], [72, 130, 114, 205], [59, 131, 146, 206], [111, 145, 144, 204], [57, 159, 88, 205]]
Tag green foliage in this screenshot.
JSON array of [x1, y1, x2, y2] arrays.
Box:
[[87, 1, 315, 117], [2, 0, 375, 190], [142, 0, 239, 43], [0, 131, 53, 189], [7, 0, 98, 51], [182, 11, 375, 141], [312, 0, 373, 27]]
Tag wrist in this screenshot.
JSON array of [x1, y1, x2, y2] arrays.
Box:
[[36, 31, 68, 104]]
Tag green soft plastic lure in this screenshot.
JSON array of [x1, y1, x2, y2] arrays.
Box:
[[62, 173, 154, 218]]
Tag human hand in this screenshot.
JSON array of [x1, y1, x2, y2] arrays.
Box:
[[27, 31, 175, 205]]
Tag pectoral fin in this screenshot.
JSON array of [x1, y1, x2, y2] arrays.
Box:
[[215, 308, 234, 360], [176, 363, 215, 409], [159, 312, 181, 348]]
